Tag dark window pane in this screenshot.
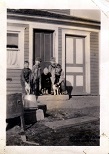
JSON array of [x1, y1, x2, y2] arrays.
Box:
[[44, 34, 51, 62], [7, 33, 18, 48]]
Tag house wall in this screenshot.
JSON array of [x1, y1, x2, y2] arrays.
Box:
[[24, 25, 29, 61], [58, 28, 62, 66], [90, 32, 99, 95], [58, 28, 99, 95], [7, 23, 29, 94], [7, 18, 100, 95]]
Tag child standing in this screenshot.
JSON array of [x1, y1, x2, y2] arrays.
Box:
[[31, 57, 42, 97], [20, 61, 32, 104], [48, 57, 57, 94]]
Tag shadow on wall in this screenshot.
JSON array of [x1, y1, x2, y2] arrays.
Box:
[[66, 80, 73, 98]]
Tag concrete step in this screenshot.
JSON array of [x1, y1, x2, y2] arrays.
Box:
[[44, 116, 99, 130], [37, 96, 100, 110], [38, 95, 69, 101]]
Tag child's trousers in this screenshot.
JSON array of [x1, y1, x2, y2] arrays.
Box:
[[31, 79, 40, 96]]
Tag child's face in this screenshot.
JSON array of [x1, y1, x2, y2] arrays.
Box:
[[56, 66, 61, 72], [24, 62, 29, 68], [44, 68, 48, 75], [35, 60, 40, 66], [50, 61, 55, 66]]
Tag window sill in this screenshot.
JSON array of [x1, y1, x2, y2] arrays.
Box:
[[7, 48, 20, 51], [7, 65, 23, 69]]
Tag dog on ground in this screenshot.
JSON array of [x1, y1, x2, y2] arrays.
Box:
[[25, 82, 30, 94], [53, 84, 61, 95]]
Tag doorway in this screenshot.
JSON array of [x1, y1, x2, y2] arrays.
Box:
[[33, 29, 54, 70], [65, 35, 86, 95]]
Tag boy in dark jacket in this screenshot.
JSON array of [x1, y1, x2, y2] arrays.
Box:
[[20, 61, 31, 103], [31, 57, 42, 96]]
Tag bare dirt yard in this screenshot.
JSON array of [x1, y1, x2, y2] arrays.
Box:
[[6, 106, 100, 146]]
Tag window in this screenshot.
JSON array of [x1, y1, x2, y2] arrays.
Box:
[[7, 26, 24, 69], [7, 33, 18, 49]]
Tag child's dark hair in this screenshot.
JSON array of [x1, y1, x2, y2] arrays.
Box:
[[56, 63, 61, 68], [24, 61, 29, 64]]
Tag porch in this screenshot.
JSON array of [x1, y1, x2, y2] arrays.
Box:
[[37, 95, 100, 110]]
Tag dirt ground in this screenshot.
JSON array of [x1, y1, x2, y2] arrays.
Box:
[[6, 106, 100, 146]]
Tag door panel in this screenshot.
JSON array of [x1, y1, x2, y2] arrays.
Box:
[[76, 39, 83, 64], [66, 37, 74, 64], [65, 35, 85, 95], [34, 33, 41, 58], [33, 30, 53, 70], [44, 34, 50, 62], [76, 75, 83, 86]]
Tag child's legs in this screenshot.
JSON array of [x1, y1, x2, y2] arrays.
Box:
[[47, 86, 51, 94], [34, 79, 39, 96], [60, 80, 66, 92], [45, 81, 51, 94], [41, 80, 44, 91], [54, 76, 59, 84], [22, 86, 26, 105]]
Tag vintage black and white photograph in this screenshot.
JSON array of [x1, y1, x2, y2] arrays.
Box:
[[0, 0, 109, 153], [5, 8, 101, 146], [1, 0, 109, 154]]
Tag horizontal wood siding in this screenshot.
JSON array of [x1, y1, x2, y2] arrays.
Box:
[[7, 69, 22, 93], [7, 23, 29, 94], [58, 28, 62, 65], [47, 9, 70, 15], [90, 32, 99, 95], [24, 26, 29, 61]]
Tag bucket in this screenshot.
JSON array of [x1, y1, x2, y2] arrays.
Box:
[[24, 94, 38, 109], [24, 109, 37, 125], [24, 109, 44, 124]]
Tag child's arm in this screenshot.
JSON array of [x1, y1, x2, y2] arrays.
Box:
[[31, 65, 36, 81], [50, 69, 56, 85], [39, 68, 42, 91], [58, 70, 64, 85], [20, 69, 25, 86], [29, 69, 32, 84], [48, 72, 51, 77], [48, 65, 51, 73]]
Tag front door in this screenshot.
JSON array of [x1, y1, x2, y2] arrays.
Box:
[[33, 29, 53, 70], [65, 35, 85, 95]]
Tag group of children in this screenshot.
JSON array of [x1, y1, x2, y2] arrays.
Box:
[[20, 57, 67, 100]]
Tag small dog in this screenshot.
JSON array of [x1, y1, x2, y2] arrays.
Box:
[[53, 84, 60, 95], [25, 82, 30, 94]]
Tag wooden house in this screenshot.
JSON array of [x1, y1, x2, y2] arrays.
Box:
[[7, 9, 100, 96]]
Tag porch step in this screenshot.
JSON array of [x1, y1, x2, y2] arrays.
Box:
[[44, 116, 99, 130], [37, 96, 100, 110], [38, 95, 69, 101]]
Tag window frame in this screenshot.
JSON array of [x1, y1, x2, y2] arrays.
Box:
[[7, 32, 19, 50], [7, 26, 25, 69]]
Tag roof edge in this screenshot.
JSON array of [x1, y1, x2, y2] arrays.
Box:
[[7, 9, 101, 24]]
